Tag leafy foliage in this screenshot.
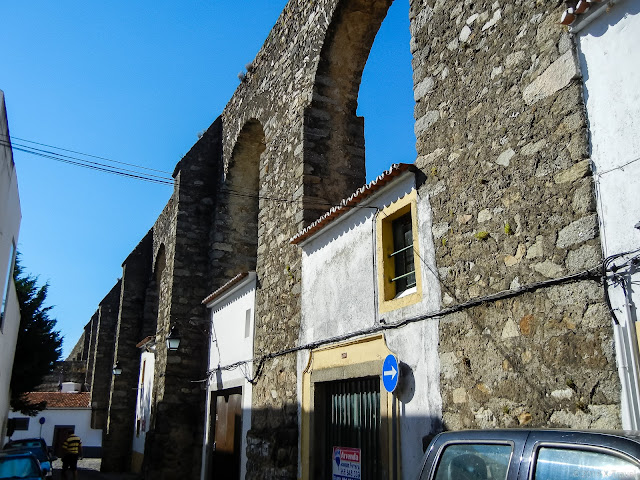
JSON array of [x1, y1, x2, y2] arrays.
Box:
[[10, 254, 62, 415]]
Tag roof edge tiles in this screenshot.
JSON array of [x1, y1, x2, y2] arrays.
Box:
[[202, 272, 252, 305], [290, 163, 417, 245], [136, 336, 156, 349], [21, 392, 91, 409], [559, 0, 607, 27]]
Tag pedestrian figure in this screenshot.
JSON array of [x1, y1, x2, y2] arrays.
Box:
[[61, 431, 82, 480]]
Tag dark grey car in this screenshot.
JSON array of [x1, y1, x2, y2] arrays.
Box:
[[417, 429, 640, 480]]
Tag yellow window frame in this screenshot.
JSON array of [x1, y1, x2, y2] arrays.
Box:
[[376, 190, 422, 314]]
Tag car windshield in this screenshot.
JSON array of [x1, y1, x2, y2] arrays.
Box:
[[0, 456, 40, 479], [5, 442, 43, 452], [3, 448, 44, 462]]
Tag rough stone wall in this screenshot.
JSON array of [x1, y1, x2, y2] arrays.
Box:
[[34, 361, 86, 392], [84, 311, 99, 388], [66, 330, 86, 362], [102, 234, 152, 472], [143, 120, 220, 480], [439, 281, 619, 429], [218, 2, 400, 476], [90, 280, 122, 430], [72, 0, 624, 476], [408, 0, 619, 427]]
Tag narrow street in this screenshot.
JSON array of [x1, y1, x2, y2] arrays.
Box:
[[51, 458, 140, 480]]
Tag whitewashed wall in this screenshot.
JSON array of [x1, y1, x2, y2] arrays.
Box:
[[202, 273, 256, 480], [132, 349, 155, 455], [577, 0, 640, 429], [297, 171, 442, 478], [0, 90, 21, 447], [7, 409, 102, 451]]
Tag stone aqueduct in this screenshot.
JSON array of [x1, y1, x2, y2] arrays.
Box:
[[69, 0, 616, 478]]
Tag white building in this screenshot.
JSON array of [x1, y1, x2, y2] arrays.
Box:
[[0, 89, 21, 447], [201, 272, 256, 480], [291, 164, 442, 479], [131, 336, 156, 473], [570, 0, 640, 429], [7, 392, 102, 457]]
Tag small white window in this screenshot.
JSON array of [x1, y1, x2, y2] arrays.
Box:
[[244, 308, 252, 338], [13, 418, 30, 431]]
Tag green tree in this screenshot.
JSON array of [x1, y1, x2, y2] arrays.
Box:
[[10, 254, 62, 415]]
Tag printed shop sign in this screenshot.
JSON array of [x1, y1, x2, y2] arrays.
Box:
[[332, 447, 361, 480]]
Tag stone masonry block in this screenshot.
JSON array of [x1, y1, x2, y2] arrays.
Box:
[[557, 214, 599, 249], [523, 50, 580, 105]]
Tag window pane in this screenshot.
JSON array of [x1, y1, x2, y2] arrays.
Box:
[[391, 213, 414, 292], [426, 443, 512, 480], [534, 447, 640, 480], [14, 417, 30, 430], [1, 240, 16, 327]]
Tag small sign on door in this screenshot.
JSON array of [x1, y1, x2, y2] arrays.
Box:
[[332, 446, 361, 480]]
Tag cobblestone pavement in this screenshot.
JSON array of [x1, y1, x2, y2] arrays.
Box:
[[51, 458, 141, 480]]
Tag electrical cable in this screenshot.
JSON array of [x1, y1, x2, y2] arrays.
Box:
[[6, 140, 175, 183], [200, 264, 603, 383], [602, 248, 640, 325], [2, 136, 389, 214], [219, 186, 381, 212], [0, 133, 173, 175], [0, 139, 175, 186], [593, 155, 640, 179]]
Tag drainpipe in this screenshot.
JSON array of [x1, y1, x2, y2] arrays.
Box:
[[621, 277, 640, 429], [373, 209, 380, 324]]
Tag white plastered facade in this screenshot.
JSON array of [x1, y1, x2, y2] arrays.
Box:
[[297, 170, 442, 479], [0, 90, 21, 447], [201, 273, 256, 480], [576, 0, 640, 429], [7, 407, 102, 453]]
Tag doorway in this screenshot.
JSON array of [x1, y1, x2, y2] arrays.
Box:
[[314, 376, 382, 480], [209, 388, 243, 480], [52, 425, 74, 457]]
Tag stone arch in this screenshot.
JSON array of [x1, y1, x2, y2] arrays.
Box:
[[141, 244, 165, 340], [214, 119, 265, 278], [303, 0, 394, 223]]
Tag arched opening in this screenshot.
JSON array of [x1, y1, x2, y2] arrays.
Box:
[[213, 120, 264, 279], [358, 0, 415, 182], [304, 0, 415, 223], [142, 244, 165, 340]]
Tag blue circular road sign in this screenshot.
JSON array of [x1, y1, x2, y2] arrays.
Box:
[[382, 354, 399, 393]]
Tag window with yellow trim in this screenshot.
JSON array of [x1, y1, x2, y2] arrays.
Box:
[[377, 192, 421, 313]]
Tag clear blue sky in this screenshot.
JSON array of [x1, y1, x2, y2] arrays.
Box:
[[0, 1, 415, 358]]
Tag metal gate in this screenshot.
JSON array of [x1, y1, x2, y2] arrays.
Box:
[[317, 376, 381, 479]]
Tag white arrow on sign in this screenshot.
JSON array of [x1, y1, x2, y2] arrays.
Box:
[[384, 365, 397, 380]]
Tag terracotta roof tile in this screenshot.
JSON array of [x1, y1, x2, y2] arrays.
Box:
[[136, 336, 155, 348], [202, 272, 250, 305], [560, 0, 606, 26], [290, 163, 416, 245], [23, 392, 90, 409]]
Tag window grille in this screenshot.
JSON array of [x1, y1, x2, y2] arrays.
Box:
[[390, 214, 415, 292]]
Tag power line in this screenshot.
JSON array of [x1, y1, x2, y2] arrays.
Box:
[[0, 133, 173, 175], [1, 139, 174, 186], [8, 140, 175, 183], [1, 135, 409, 219], [202, 264, 603, 383]]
